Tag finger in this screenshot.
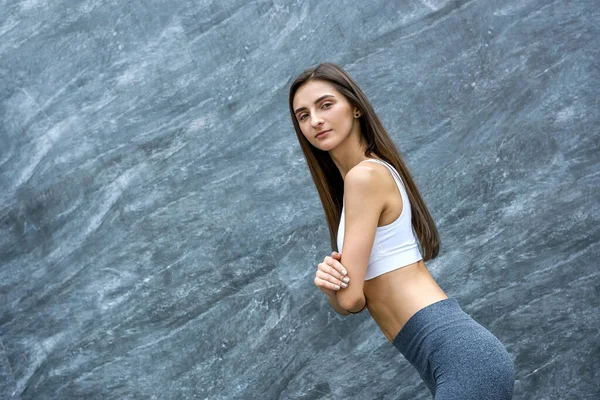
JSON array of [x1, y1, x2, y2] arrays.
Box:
[[324, 257, 349, 280], [316, 270, 347, 289], [315, 275, 339, 291], [315, 276, 338, 290], [316, 271, 344, 290], [318, 261, 344, 282], [316, 269, 342, 284], [331, 251, 341, 260]]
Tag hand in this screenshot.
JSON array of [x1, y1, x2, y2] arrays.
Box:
[[313, 251, 350, 297]]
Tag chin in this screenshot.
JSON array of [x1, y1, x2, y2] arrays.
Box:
[[314, 137, 339, 150], [313, 142, 337, 152]]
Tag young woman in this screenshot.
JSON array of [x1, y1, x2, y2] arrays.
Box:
[[288, 62, 515, 399]]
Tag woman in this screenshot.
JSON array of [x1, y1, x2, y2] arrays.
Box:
[[288, 62, 515, 399]]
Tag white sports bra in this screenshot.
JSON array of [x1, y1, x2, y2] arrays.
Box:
[[336, 158, 423, 280]]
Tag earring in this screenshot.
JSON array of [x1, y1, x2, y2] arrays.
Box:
[[354, 111, 361, 118]]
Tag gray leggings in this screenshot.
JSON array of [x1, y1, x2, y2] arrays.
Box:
[[392, 298, 515, 399]]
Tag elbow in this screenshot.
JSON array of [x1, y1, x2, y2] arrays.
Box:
[[336, 292, 364, 313]]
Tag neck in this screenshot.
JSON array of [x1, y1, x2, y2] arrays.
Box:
[[329, 128, 374, 180]]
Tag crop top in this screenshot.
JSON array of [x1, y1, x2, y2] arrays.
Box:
[[336, 158, 423, 280]]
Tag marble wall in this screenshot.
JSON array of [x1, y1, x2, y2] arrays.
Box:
[[1, 0, 598, 399]]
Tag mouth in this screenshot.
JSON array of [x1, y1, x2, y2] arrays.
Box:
[[315, 129, 331, 138]]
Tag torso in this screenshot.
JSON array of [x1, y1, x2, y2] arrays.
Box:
[[357, 157, 448, 342], [364, 260, 448, 342]]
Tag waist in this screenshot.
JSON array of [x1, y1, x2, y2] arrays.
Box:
[[363, 262, 448, 342]]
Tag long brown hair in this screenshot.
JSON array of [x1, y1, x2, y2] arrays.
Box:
[[288, 62, 440, 260]]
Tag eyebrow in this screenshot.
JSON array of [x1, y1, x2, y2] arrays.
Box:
[[294, 94, 335, 115]]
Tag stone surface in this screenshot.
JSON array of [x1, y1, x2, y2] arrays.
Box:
[[1, 0, 598, 399]]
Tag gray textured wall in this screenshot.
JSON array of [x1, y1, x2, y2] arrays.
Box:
[[1, 0, 598, 399]]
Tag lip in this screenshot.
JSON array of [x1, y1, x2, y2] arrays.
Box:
[[315, 129, 331, 138]]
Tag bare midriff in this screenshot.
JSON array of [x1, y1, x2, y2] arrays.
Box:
[[363, 259, 448, 343]]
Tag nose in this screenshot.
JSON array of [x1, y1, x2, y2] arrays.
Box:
[[310, 112, 324, 129]]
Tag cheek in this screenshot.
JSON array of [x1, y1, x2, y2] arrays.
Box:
[[300, 127, 313, 141], [335, 115, 353, 132]]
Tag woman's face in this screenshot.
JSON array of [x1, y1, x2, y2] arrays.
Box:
[[292, 80, 358, 151]]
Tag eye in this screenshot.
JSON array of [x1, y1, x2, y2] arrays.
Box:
[[322, 102, 332, 109], [298, 113, 307, 121]]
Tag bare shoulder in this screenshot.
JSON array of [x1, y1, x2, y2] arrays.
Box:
[[345, 161, 392, 195]]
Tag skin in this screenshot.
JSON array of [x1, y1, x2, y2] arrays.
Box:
[[293, 80, 448, 342]]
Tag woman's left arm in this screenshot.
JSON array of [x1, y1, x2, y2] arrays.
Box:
[[335, 165, 386, 313]]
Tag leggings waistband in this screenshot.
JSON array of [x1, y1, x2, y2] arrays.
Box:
[[393, 298, 462, 353]]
